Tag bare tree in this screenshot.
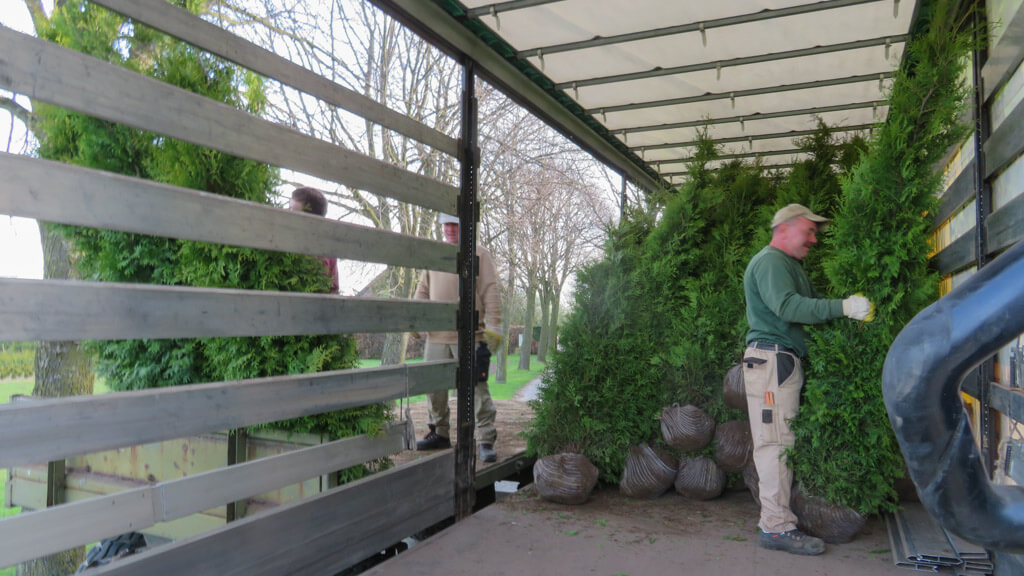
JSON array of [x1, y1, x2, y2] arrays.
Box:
[[211, 0, 469, 363], [208, 1, 617, 373]]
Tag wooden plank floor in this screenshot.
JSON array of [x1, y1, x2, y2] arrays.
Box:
[[365, 487, 912, 576]]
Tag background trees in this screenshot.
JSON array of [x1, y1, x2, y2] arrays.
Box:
[[207, 0, 620, 365]]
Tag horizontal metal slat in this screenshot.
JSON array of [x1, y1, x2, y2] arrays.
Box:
[[983, 84, 1024, 179], [982, 0, 1024, 102], [0, 278, 454, 342], [985, 190, 1024, 255], [933, 229, 977, 276], [990, 382, 1024, 425], [0, 153, 455, 273], [0, 361, 453, 467], [91, 451, 454, 576], [0, 426, 407, 568], [91, 0, 458, 157], [933, 158, 976, 227], [0, 27, 457, 214]]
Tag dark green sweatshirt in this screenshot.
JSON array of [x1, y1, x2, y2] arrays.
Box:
[[744, 246, 843, 357]]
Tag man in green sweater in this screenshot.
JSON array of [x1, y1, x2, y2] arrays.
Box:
[[743, 204, 872, 556]]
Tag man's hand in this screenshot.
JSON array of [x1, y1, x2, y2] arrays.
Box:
[[842, 294, 874, 321], [483, 328, 503, 351]]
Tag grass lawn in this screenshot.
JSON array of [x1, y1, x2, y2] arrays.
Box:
[[0, 378, 33, 404], [360, 353, 545, 403]]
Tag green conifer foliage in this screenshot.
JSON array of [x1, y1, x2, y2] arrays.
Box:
[[34, 2, 385, 456], [527, 123, 865, 483], [789, 0, 975, 514]]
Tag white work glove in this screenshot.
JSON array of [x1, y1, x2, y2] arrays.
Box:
[[842, 293, 874, 322]]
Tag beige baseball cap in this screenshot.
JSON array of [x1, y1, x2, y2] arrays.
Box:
[[770, 203, 829, 230]]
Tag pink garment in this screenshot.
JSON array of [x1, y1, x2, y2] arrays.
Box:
[[321, 256, 338, 293]]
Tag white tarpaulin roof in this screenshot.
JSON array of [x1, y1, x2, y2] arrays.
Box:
[[376, 0, 916, 189]]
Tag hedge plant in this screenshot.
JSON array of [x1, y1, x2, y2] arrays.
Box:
[[527, 125, 859, 482], [789, 0, 975, 514], [34, 2, 387, 476]]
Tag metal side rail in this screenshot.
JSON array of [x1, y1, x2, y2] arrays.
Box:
[[883, 240, 1024, 560]]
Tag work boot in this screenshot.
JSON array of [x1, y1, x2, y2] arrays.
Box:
[[416, 425, 451, 451], [759, 529, 825, 556], [478, 443, 497, 463]]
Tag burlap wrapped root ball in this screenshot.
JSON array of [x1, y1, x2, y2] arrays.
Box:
[[792, 485, 866, 544], [713, 420, 753, 474], [674, 456, 725, 500], [620, 443, 677, 499], [660, 403, 714, 452], [723, 363, 746, 410], [534, 453, 599, 505]]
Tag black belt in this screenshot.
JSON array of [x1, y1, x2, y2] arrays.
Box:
[[750, 341, 799, 357]]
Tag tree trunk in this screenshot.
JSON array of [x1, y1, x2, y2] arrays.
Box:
[[20, 223, 93, 576], [518, 278, 536, 371], [380, 332, 408, 366], [537, 286, 551, 364], [550, 288, 562, 353], [495, 265, 515, 383], [379, 266, 414, 366]]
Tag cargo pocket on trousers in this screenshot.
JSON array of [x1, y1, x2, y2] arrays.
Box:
[[743, 356, 778, 445]]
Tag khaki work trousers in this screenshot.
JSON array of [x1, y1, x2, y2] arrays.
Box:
[[424, 342, 497, 445], [743, 345, 804, 534]]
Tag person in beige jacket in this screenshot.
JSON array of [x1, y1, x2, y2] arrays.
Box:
[[415, 213, 503, 462]]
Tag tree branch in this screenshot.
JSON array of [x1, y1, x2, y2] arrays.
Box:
[[0, 95, 33, 130]]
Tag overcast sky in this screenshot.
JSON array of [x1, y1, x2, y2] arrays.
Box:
[[1, 3, 45, 280]]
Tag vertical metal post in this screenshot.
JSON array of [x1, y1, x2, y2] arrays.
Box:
[[226, 428, 248, 521], [455, 58, 480, 520], [45, 460, 65, 507], [970, 2, 998, 471]]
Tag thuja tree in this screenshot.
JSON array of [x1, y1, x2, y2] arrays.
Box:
[[36, 2, 386, 459], [767, 120, 868, 289], [789, 0, 974, 515], [527, 123, 866, 482], [528, 134, 776, 480], [526, 208, 665, 478], [640, 140, 777, 420]]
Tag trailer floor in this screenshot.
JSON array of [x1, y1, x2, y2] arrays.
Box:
[[365, 485, 910, 576]]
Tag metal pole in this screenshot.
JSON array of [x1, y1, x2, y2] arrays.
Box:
[[455, 57, 480, 520], [970, 1, 998, 472]]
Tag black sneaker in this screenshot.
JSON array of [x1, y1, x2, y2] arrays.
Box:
[[759, 529, 825, 556], [478, 443, 497, 463], [416, 425, 451, 451]]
